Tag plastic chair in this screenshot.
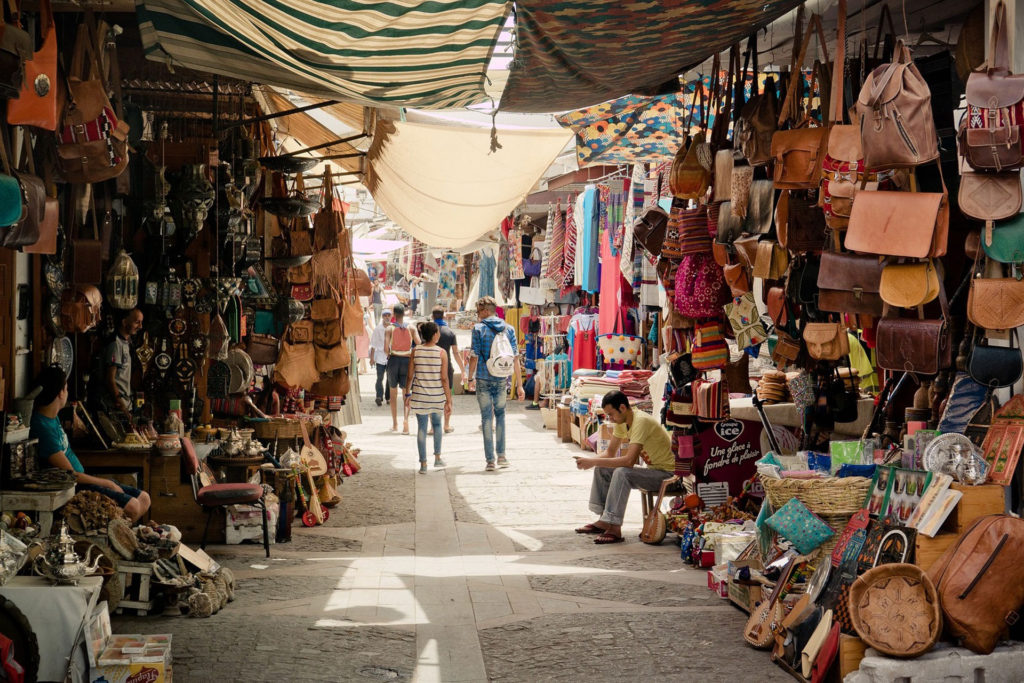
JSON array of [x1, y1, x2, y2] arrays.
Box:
[[181, 436, 270, 558]]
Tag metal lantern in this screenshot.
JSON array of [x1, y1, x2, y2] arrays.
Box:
[[106, 249, 139, 310]]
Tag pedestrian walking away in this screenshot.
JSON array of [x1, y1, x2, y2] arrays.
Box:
[[573, 390, 675, 544], [467, 296, 525, 471], [431, 306, 467, 434], [406, 321, 452, 473], [369, 309, 392, 406], [385, 304, 421, 433]]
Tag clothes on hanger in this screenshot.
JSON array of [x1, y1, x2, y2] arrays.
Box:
[[580, 186, 600, 293], [477, 246, 496, 298], [598, 225, 622, 335], [568, 310, 599, 373]]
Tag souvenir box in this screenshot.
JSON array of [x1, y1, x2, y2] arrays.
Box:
[[88, 603, 172, 683], [864, 466, 932, 525]]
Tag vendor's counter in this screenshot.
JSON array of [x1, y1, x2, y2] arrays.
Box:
[[729, 396, 875, 439], [76, 443, 224, 544]]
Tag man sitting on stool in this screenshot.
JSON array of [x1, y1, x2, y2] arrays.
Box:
[[30, 365, 151, 522], [574, 390, 675, 544]]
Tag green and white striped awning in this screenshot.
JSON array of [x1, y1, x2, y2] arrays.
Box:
[[135, 0, 509, 109]]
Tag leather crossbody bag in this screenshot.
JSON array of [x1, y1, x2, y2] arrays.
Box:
[[879, 259, 940, 309], [817, 252, 884, 315], [803, 321, 850, 360], [968, 330, 1022, 389], [876, 279, 952, 375]]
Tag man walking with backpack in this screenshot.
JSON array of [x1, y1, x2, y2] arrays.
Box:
[[386, 304, 421, 433], [467, 296, 525, 471]]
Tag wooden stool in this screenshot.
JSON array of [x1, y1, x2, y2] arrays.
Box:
[[117, 560, 155, 616], [639, 475, 690, 518]]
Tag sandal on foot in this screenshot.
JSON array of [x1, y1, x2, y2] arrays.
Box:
[[574, 524, 604, 534], [594, 533, 624, 545]]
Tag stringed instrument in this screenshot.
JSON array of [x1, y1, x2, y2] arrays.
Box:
[[298, 420, 328, 476], [640, 475, 679, 544], [744, 557, 796, 649]]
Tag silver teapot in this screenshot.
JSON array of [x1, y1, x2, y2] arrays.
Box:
[[31, 521, 102, 585], [222, 428, 246, 457]]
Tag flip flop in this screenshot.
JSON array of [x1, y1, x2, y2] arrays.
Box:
[[574, 524, 604, 534], [594, 533, 624, 545]]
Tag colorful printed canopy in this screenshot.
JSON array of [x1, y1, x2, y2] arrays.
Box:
[[136, 0, 509, 109], [499, 0, 803, 112]]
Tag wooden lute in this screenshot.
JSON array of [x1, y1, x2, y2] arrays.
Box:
[[744, 557, 796, 649]]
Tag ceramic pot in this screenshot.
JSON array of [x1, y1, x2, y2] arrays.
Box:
[[154, 433, 181, 457]]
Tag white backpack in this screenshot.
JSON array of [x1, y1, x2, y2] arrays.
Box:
[[485, 325, 516, 378]]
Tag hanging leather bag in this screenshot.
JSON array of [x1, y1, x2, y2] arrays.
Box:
[[817, 252, 884, 315], [70, 187, 103, 284], [57, 22, 129, 183], [772, 15, 830, 190], [753, 240, 789, 280], [960, 1, 1024, 172], [735, 35, 778, 166], [803, 321, 850, 361], [313, 167, 343, 250], [856, 40, 939, 168], [982, 212, 1024, 263], [59, 284, 102, 332], [670, 80, 712, 200], [968, 331, 1022, 389], [967, 259, 1024, 331], [0, 0, 30, 100], [744, 180, 775, 235], [875, 280, 952, 375], [879, 259, 940, 309], [0, 128, 39, 248], [7, 0, 57, 130], [723, 262, 751, 297], [777, 189, 828, 252], [846, 164, 949, 259], [632, 206, 668, 257], [247, 333, 280, 365], [958, 171, 1021, 225]]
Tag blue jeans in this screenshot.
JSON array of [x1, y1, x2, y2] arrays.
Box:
[[476, 378, 507, 463], [375, 363, 390, 402], [416, 413, 443, 461]]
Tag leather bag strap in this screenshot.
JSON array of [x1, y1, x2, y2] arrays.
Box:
[[872, 4, 898, 61], [831, 0, 848, 124], [988, 0, 1010, 74], [778, 14, 828, 126]]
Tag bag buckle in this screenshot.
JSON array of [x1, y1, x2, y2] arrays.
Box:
[[71, 123, 88, 142], [852, 287, 864, 300]]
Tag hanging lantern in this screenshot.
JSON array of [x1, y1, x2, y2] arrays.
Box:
[[106, 250, 139, 310]]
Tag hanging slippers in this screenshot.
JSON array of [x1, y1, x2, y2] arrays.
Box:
[[594, 533, 624, 545]]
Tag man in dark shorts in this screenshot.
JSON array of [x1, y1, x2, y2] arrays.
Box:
[[431, 306, 467, 434], [30, 366, 151, 522], [385, 304, 421, 433]]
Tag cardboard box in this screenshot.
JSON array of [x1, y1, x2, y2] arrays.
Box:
[[707, 569, 729, 598], [88, 603, 172, 683], [727, 580, 762, 613]]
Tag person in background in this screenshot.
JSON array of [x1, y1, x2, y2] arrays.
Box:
[[101, 308, 143, 418], [369, 309, 392, 406], [385, 304, 421, 433], [573, 390, 674, 544], [467, 296, 525, 471], [371, 280, 384, 323], [430, 306, 467, 434], [406, 321, 452, 473], [31, 366, 151, 523], [409, 278, 421, 318]]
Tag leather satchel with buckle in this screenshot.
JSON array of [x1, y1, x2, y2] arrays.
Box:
[[876, 278, 953, 375], [803, 321, 850, 361], [817, 252, 884, 315]]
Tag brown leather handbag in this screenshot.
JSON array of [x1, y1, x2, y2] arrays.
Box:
[[733, 235, 761, 269], [876, 281, 952, 374], [313, 167, 342, 250], [247, 334, 280, 365], [968, 274, 1024, 331], [735, 34, 778, 166], [744, 180, 775, 234], [57, 22, 129, 183], [856, 41, 939, 169], [633, 207, 668, 257], [846, 167, 949, 259], [274, 340, 318, 390], [7, 0, 57, 130], [777, 190, 828, 252], [803, 322, 850, 360], [670, 81, 711, 200], [59, 284, 102, 332], [753, 240, 789, 280], [313, 319, 343, 347], [0, 4, 30, 100], [767, 287, 790, 328], [288, 320, 314, 344], [315, 341, 350, 374], [958, 171, 1021, 223], [70, 189, 103, 285], [960, 1, 1024, 172], [310, 297, 339, 321], [723, 263, 751, 297], [817, 252, 884, 315]]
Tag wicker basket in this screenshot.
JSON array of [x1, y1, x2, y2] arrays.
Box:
[[250, 418, 304, 441], [761, 476, 872, 517]]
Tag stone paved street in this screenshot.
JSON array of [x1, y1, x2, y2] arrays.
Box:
[[114, 385, 789, 682]]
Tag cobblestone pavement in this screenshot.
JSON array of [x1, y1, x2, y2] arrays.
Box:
[[114, 377, 787, 682]]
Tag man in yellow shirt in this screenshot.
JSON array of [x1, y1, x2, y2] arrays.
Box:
[[574, 390, 675, 544]]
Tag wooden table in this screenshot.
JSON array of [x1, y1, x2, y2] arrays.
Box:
[[75, 448, 151, 493], [0, 487, 75, 535]]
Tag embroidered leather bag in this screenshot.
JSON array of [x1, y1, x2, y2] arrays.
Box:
[[958, 171, 1021, 224], [876, 282, 952, 374], [967, 274, 1024, 330], [959, 1, 1024, 172]]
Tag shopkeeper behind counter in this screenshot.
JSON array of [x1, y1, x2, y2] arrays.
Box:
[[30, 366, 151, 522]]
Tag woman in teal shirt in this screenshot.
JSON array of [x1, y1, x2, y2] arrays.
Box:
[[29, 366, 151, 523]]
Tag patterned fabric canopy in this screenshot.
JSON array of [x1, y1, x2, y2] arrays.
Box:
[[136, 0, 509, 109], [499, 0, 803, 112]]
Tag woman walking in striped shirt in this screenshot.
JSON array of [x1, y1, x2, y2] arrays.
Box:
[[406, 321, 452, 473]]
